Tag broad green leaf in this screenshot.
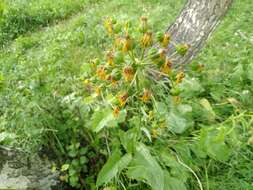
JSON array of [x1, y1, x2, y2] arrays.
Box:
[[96, 150, 132, 187], [164, 172, 187, 190], [155, 102, 168, 116], [119, 129, 138, 153], [167, 112, 187, 134], [91, 108, 114, 132], [160, 151, 189, 182], [127, 143, 164, 190], [199, 98, 216, 121], [177, 104, 192, 114], [179, 77, 204, 98], [199, 127, 231, 161], [91, 108, 127, 132]]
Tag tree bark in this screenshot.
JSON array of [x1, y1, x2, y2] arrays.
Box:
[[166, 0, 233, 66]]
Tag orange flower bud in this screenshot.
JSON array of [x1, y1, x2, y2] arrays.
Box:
[[104, 17, 114, 35], [140, 16, 148, 33], [106, 51, 114, 66], [151, 129, 158, 138], [162, 33, 170, 47], [113, 107, 120, 117], [140, 89, 152, 103], [141, 32, 153, 48], [158, 48, 167, 59], [83, 79, 90, 85], [114, 37, 123, 49], [96, 66, 107, 80], [173, 96, 181, 104], [123, 66, 134, 82], [106, 75, 118, 87], [122, 35, 132, 52], [117, 92, 128, 107], [176, 71, 185, 84], [95, 86, 101, 96], [140, 16, 148, 23], [160, 59, 172, 75]]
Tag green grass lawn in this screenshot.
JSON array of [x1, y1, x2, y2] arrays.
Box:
[[0, 0, 253, 189]]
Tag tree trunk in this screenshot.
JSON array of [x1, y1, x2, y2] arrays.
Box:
[[166, 0, 233, 66]]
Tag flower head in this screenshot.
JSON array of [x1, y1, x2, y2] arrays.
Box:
[[104, 17, 114, 35], [96, 66, 107, 80], [160, 59, 172, 75], [113, 107, 120, 117], [140, 89, 152, 103], [140, 16, 148, 33], [176, 71, 185, 84], [95, 86, 101, 96], [117, 92, 128, 107], [158, 48, 167, 59], [162, 33, 170, 47], [122, 35, 132, 52], [141, 32, 153, 48], [123, 66, 134, 82], [106, 51, 114, 66]]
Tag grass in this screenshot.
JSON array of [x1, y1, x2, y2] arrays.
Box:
[[0, 0, 252, 189], [0, 0, 98, 47]]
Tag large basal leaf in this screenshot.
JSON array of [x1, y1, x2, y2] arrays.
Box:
[[96, 150, 132, 187], [199, 127, 231, 161], [91, 108, 127, 132], [167, 112, 188, 134], [179, 77, 204, 98], [127, 143, 164, 190], [160, 151, 189, 183], [199, 98, 216, 122], [91, 108, 113, 132], [119, 128, 138, 153], [164, 171, 187, 190]]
